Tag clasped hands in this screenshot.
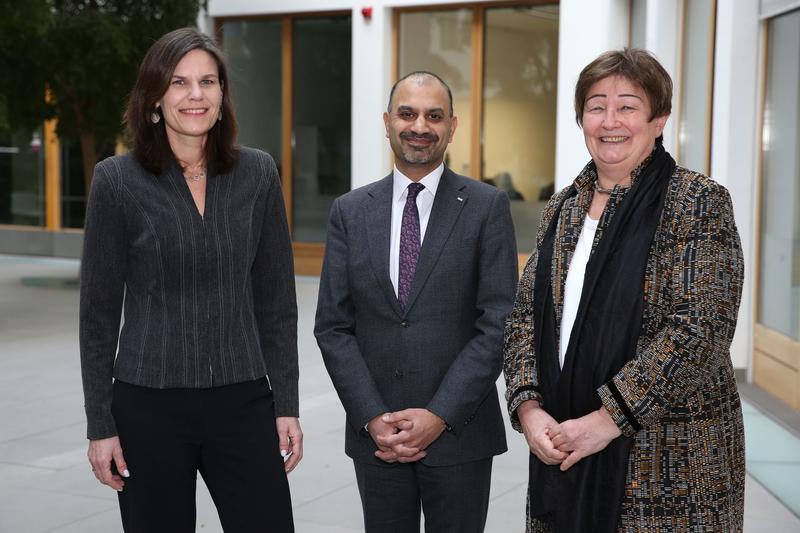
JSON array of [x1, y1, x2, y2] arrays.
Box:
[[517, 399, 621, 471], [368, 408, 446, 463]]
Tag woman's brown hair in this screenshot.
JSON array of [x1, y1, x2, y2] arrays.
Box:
[[574, 48, 672, 142], [124, 27, 238, 174]]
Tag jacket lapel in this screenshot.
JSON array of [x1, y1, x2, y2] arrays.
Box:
[[365, 175, 403, 316], [552, 191, 590, 327], [403, 168, 467, 314]]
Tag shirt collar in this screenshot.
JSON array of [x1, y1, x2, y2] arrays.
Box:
[[392, 163, 443, 202]]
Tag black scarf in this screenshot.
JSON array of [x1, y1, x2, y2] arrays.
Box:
[[529, 144, 675, 532]]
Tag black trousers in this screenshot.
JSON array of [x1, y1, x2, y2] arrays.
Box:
[[353, 457, 493, 533], [112, 378, 294, 533]]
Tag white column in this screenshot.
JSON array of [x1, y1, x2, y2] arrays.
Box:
[[197, 5, 213, 35], [710, 2, 760, 371], [350, 5, 393, 189], [644, 0, 681, 155], [554, 0, 630, 190]]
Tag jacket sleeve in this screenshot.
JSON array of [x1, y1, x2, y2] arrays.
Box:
[[597, 182, 744, 436], [251, 153, 299, 418], [502, 193, 564, 432], [502, 256, 544, 432], [425, 190, 519, 434], [314, 198, 390, 431], [79, 161, 126, 440]]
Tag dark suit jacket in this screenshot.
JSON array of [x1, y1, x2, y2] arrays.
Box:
[[314, 167, 518, 466]]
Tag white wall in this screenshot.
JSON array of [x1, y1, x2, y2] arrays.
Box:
[[553, 0, 630, 190], [209, 0, 485, 16], [350, 6, 393, 188], [644, 0, 680, 155], [711, 2, 761, 370], [209, 0, 351, 16]]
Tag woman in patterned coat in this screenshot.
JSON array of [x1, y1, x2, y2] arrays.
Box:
[[503, 48, 745, 532]]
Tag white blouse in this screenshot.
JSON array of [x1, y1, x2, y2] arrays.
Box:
[[559, 215, 599, 368]]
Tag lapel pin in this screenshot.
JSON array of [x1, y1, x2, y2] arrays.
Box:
[[456, 196, 463, 202]]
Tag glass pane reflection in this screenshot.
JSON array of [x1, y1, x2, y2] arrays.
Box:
[[399, 9, 473, 177], [292, 16, 352, 243], [759, 8, 800, 340], [677, 0, 714, 174], [483, 5, 559, 254], [223, 20, 283, 169], [0, 128, 45, 226]]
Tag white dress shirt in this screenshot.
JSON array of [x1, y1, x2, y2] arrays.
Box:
[[559, 215, 599, 368], [389, 164, 443, 296]]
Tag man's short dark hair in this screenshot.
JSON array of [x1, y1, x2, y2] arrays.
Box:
[[387, 71, 454, 117]]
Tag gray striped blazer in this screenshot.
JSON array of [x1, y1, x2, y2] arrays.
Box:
[[79, 147, 297, 440]]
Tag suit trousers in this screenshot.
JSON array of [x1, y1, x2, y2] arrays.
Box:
[[353, 457, 493, 533], [111, 378, 294, 533]]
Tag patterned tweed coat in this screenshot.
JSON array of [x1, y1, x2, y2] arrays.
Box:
[[504, 158, 745, 532]]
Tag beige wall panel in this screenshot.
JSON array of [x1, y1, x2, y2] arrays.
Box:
[[482, 17, 558, 200], [753, 349, 799, 410], [754, 324, 800, 371]]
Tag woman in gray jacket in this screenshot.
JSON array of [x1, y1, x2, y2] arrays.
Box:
[[80, 27, 300, 532]]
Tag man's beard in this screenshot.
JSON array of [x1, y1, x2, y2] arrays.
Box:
[[398, 132, 440, 164]]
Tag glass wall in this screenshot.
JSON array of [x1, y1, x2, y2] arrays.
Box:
[[61, 142, 83, 228], [759, 8, 800, 341], [223, 20, 283, 170], [677, 0, 715, 174], [398, 4, 559, 254], [483, 5, 558, 254], [398, 9, 473, 177], [61, 141, 115, 228], [292, 16, 352, 243], [0, 128, 45, 226], [220, 15, 351, 244]]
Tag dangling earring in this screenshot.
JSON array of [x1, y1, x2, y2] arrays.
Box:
[[218, 107, 223, 122], [151, 110, 160, 124]]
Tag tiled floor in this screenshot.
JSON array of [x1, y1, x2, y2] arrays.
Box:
[[0, 254, 797, 532], [742, 399, 800, 518]]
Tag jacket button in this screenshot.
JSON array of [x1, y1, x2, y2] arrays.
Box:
[[400, 320, 409, 328]]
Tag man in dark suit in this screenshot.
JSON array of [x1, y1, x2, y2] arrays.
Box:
[[314, 71, 518, 532]]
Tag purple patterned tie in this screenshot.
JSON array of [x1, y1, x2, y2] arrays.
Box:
[[398, 183, 425, 309]]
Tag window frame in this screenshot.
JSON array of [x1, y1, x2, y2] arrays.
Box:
[[215, 10, 352, 274], [674, 0, 717, 175], [393, 0, 559, 266], [752, 9, 800, 409]]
